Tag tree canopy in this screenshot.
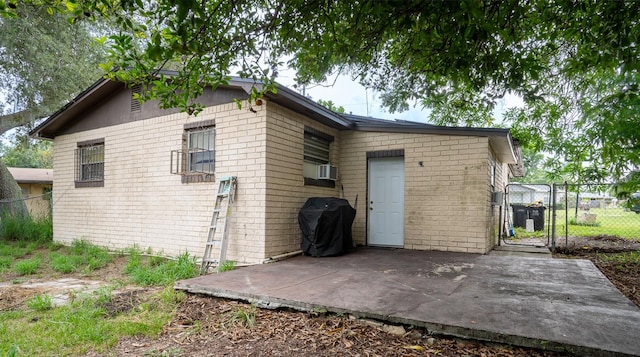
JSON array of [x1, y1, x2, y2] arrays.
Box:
[[0, 1, 106, 211], [1, 128, 53, 168], [0, 2, 106, 130], [317, 99, 345, 114], [1, 0, 639, 188]]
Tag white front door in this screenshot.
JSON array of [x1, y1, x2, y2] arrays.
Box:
[[368, 157, 404, 247]]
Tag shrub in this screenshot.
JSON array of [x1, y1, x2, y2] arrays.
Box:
[[569, 218, 601, 227]]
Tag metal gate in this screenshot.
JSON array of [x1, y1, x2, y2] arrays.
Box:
[[499, 183, 552, 247]]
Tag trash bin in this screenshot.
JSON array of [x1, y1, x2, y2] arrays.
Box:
[[527, 206, 546, 231], [298, 197, 356, 257], [511, 204, 528, 229]]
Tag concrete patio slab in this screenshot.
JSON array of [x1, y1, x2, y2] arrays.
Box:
[[175, 248, 640, 356]]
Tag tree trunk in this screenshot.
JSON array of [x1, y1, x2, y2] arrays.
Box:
[[0, 160, 29, 218]]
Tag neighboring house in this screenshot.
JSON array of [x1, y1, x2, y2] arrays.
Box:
[[579, 192, 615, 209], [30, 76, 524, 264], [507, 183, 551, 205], [7, 167, 53, 218]]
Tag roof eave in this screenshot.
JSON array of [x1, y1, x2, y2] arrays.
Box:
[[30, 77, 117, 140], [15, 179, 53, 184], [262, 84, 354, 129], [353, 121, 522, 165]]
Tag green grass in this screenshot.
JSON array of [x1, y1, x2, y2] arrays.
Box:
[[0, 241, 41, 259], [13, 257, 41, 275], [597, 251, 640, 264], [218, 260, 236, 272], [0, 287, 180, 356], [512, 207, 640, 241], [126, 251, 198, 286], [0, 240, 196, 356], [0, 214, 52, 242], [557, 207, 640, 240], [226, 303, 257, 328], [49, 240, 112, 274], [0, 256, 11, 270], [512, 227, 547, 239], [26, 293, 53, 311]]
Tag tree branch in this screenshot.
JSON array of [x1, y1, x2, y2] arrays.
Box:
[[0, 109, 38, 135]]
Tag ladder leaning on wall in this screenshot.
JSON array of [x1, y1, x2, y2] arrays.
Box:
[[201, 176, 237, 273]]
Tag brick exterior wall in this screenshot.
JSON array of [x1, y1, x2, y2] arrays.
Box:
[[263, 102, 340, 257], [52, 101, 269, 263], [339, 131, 495, 253], [52, 96, 509, 261]]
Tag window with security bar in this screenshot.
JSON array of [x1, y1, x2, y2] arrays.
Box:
[[75, 139, 104, 188], [187, 128, 215, 174]]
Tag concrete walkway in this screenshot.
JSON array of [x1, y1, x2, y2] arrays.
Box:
[[175, 248, 640, 356]]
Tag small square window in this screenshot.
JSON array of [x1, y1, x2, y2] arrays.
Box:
[[75, 139, 104, 188]]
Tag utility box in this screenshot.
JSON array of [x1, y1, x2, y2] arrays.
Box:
[[526, 219, 535, 232]]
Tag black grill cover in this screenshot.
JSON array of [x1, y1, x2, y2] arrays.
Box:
[[298, 197, 356, 257]]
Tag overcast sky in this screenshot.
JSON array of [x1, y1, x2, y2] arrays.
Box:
[[276, 71, 431, 123], [275, 70, 524, 125]]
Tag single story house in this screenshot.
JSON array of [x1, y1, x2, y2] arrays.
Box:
[[578, 192, 615, 209], [507, 183, 551, 206], [7, 167, 53, 218], [30, 76, 524, 264]]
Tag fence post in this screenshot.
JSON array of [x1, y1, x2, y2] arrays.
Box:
[[564, 181, 569, 247], [551, 183, 557, 252]]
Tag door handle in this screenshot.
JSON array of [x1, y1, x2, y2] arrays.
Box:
[[370, 201, 374, 210]]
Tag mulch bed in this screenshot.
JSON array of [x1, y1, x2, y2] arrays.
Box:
[[91, 295, 565, 357]]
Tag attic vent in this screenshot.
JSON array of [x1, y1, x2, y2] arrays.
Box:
[[131, 85, 142, 112]]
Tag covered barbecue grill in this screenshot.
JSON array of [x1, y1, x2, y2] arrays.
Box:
[[298, 197, 356, 257]]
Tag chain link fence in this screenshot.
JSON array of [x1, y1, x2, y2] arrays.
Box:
[[500, 182, 640, 249], [0, 191, 52, 220], [551, 183, 640, 248]]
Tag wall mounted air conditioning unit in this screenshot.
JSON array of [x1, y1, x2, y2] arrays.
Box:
[[317, 164, 338, 180]]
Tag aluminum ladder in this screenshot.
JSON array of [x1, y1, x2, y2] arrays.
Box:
[[201, 176, 237, 273]]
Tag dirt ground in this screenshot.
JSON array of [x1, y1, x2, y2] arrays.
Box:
[[3, 239, 639, 356], [88, 294, 565, 357]]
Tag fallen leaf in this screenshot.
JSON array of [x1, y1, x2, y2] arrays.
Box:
[[402, 345, 424, 350]]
